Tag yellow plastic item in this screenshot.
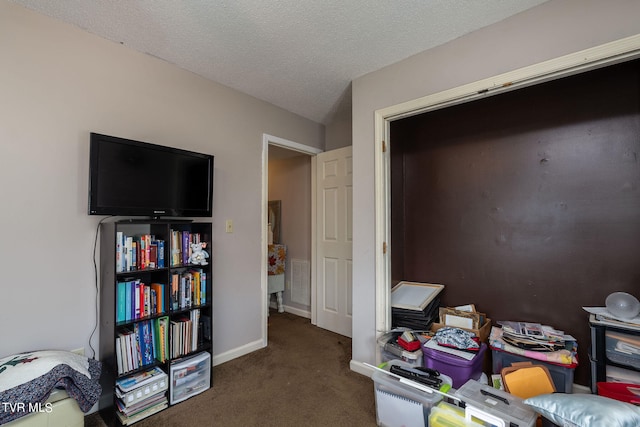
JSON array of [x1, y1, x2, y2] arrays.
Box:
[[429, 402, 483, 427], [501, 362, 555, 399]]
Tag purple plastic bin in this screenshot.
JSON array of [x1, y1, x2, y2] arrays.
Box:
[[422, 342, 486, 388]]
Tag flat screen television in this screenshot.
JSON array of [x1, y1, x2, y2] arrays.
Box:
[[88, 132, 214, 218]]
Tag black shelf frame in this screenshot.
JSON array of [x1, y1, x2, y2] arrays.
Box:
[[98, 219, 213, 426]]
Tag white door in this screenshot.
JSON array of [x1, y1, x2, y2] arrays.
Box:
[[315, 146, 353, 337]]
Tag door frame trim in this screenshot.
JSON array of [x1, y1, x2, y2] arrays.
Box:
[[261, 134, 322, 346], [373, 34, 640, 339]]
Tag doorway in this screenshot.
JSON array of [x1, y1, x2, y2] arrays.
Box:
[[371, 34, 640, 360], [261, 134, 321, 346]]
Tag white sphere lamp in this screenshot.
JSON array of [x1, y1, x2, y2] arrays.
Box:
[[605, 292, 640, 320]]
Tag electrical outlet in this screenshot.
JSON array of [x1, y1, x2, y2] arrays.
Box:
[[71, 347, 85, 356], [225, 219, 233, 233]]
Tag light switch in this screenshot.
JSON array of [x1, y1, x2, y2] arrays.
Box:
[[225, 220, 233, 233]]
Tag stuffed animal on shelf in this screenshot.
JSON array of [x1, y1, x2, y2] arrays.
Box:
[[188, 242, 209, 265]]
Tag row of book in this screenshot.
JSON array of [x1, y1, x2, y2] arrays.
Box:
[[117, 269, 207, 323], [170, 269, 207, 310], [117, 280, 165, 323], [116, 232, 166, 273], [116, 317, 169, 375], [115, 366, 168, 425], [170, 230, 204, 267], [171, 309, 205, 359]]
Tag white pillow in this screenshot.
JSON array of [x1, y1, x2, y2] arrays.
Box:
[[524, 393, 640, 427]]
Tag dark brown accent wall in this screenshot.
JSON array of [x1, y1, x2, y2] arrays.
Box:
[[390, 59, 640, 386]]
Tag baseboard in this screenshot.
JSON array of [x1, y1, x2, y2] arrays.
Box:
[[268, 302, 311, 319], [211, 338, 265, 367], [283, 305, 311, 319]]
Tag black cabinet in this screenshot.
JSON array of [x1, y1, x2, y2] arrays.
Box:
[[589, 314, 640, 393], [98, 219, 213, 425]]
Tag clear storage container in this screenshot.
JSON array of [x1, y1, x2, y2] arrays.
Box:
[[169, 351, 211, 404]]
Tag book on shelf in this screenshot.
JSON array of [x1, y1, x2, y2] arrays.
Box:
[[118, 279, 166, 322], [116, 337, 124, 375], [116, 366, 165, 394], [136, 320, 154, 366], [169, 271, 208, 311], [169, 309, 202, 358], [115, 398, 167, 426], [201, 271, 206, 305], [116, 233, 164, 272], [117, 328, 137, 373], [153, 316, 169, 363], [116, 231, 123, 273], [153, 240, 165, 268], [170, 230, 181, 267], [117, 320, 161, 374], [134, 281, 141, 319], [191, 309, 200, 351], [149, 243, 157, 269], [131, 241, 137, 270], [182, 231, 190, 265], [170, 229, 205, 267], [150, 283, 165, 314], [116, 366, 167, 393], [116, 282, 127, 323], [116, 392, 166, 415]]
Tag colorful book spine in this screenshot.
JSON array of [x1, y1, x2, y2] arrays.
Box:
[[117, 282, 127, 323], [149, 243, 157, 269], [131, 241, 137, 270], [125, 280, 133, 322], [182, 231, 190, 265], [151, 283, 164, 314], [201, 272, 206, 305], [145, 235, 151, 269], [156, 240, 165, 268], [116, 231, 124, 273], [140, 320, 154, 366], [171, 273, 179, 310], [139, 237, 146, 269]]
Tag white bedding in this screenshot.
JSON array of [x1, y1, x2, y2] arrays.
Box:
[[0, 351, 100, 426], [0, 352, 91, 393]]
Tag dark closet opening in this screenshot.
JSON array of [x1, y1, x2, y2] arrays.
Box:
[[390, 58, 640, 386]]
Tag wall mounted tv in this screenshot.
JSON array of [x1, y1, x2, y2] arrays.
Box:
[[88, 132, 214, 218]]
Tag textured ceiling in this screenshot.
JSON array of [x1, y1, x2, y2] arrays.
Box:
[[11, 0, 548, 124]]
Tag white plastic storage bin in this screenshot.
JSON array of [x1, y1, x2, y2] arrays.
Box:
[[605, 330, 640, 370], [372, 362, 443, 427], [378, 330, 424, 368], [169, 351, 211, 404]]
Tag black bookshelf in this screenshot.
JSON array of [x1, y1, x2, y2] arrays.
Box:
[[98, 219, 213, 426]]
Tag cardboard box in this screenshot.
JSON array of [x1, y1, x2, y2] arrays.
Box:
[[430, 318, 492, 342]]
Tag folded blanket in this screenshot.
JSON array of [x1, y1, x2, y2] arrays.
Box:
[[0, 351, 91, 393], [0, 351, 102, 425]]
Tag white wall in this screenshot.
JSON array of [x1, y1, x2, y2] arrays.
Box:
[[0, 2, 323, 361], [351, 0, 640, 365]]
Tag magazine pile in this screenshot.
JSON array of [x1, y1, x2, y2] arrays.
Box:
[[115, 366, 168, 425], [497, 321, 576, 352]]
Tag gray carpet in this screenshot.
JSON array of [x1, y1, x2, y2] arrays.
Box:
[[86, 311, 377, 426]]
